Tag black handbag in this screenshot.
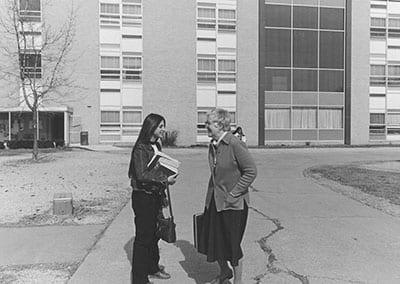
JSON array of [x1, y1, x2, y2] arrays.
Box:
[[156, 184, 176, 243]]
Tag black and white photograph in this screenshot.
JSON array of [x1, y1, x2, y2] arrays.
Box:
[[1, 0, 400, 283]]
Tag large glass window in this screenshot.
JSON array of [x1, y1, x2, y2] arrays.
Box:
[[292, 108, 317, 128], [320, 31, 344, 69], [319, 70, 344, 92], [293, 6, 318, 29], [293, 70, 317, 91], [265, 5, 291, 27], [265, 29, 291, 67], [319, 108, 343, 129], [320, 8, 344, 30], [265, 108, 290, 128], [293, 30, 318, 68], [265, 69, 291, 91]]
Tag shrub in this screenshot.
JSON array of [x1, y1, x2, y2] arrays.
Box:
[[6, 140, 58, 149], [0, 142, 4, 150], [162, 130, 178, 147]]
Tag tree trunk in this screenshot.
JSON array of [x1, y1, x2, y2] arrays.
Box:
[[32, 108, 38, 161]]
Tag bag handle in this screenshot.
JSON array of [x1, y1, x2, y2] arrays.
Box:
[[165, 183, 174, 220]]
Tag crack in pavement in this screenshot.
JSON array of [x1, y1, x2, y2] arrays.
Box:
[[249, 203, 309, 284], [309, 275, 367, 284]]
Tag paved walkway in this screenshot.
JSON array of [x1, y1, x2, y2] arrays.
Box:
[[2, 147, 400, 283]]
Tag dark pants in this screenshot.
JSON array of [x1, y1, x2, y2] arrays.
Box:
[[131, 191, 161, 284]]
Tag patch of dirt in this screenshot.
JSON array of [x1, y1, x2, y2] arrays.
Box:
[[0, 262, 79, 284], [0, 149, 131, 225]]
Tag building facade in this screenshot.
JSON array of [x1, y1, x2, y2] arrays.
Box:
[[0, 0, 383, 146]]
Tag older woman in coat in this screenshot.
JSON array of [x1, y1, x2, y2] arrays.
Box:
[[198, 108, 257, 284]]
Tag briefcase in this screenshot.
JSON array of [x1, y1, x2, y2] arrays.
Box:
[[193, 212, 204, 250]]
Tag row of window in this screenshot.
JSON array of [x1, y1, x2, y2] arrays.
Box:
[[265, 5, 344, 31], [265, 0, 345, 7], [197, 58, 236, 83], [265, 29, 344, 69], [101, 110, 142, 125], [265, 108, 343, 129], [265, 69, 344, 92], [100, 56, 142, 81], [100, 1, 142, 27], [197, 7, 236, 31], [370, 65, 400, 86], [370, 113, 400, 125]]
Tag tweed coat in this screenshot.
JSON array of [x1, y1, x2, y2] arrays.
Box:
[[205, 132, 257, 212]]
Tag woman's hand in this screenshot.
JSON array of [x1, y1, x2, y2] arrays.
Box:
[[167, 173, 179, 185]]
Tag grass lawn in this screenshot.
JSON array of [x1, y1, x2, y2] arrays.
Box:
[[308, 164, 400, 206]]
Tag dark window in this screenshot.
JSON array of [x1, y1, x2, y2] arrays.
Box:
[[319, 70, 343, 92], [265, 29, 291, 67], [265, 69, 291, 91], [293, 6, 318, 29], [20, 0, 40, 11], [320, 8, 344, 30], [320, 31, 344, 69], [19, 53, 41, 78], [293, 30, 318, 68], [293, 69, 317, 91], [265, 5, 291, 27]]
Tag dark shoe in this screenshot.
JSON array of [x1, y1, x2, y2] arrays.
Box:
[[148, 270, 171, 280], [210, 269, 233, 284]]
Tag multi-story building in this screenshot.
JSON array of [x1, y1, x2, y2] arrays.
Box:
[[369, 0, 400, 142], [0, 0, 384, 146]]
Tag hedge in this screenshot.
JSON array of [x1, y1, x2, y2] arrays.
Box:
[[5, 140, 65, 149]]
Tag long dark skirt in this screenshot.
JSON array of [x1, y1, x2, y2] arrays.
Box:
[[198, 196, 248, 266]]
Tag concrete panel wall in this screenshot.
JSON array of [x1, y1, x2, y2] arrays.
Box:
[[348, 0, 370, 144], [45, 0, 100, 145], [237, 0, 259, 146], [143, 0, 197, 146]]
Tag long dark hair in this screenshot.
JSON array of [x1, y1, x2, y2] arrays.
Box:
[[128, 113, 165, 178], [134, 113, 165, 150]]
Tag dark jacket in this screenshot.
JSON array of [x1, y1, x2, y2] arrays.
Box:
[[205, 132, 257, 212], [128, 142, 168, 193]]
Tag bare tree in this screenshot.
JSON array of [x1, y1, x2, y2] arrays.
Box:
[[0, 0, 77, 160]]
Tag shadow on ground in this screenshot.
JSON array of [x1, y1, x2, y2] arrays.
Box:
[[124, 238, 221, 284], [175, 239, 220, 284]]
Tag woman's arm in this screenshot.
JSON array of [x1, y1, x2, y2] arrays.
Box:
[[229, 140, 257, 197], [133, 144, 168, 185]]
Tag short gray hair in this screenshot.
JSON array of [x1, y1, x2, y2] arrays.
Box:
[[207, 108, 231, 131]]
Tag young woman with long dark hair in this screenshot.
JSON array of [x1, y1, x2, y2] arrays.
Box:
[[128, 113, 178, 284]]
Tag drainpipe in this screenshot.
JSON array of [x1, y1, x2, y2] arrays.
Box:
[[37, 110, 40, 141], [64, 111, 69, 146], [8, 112, 11, 141]]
